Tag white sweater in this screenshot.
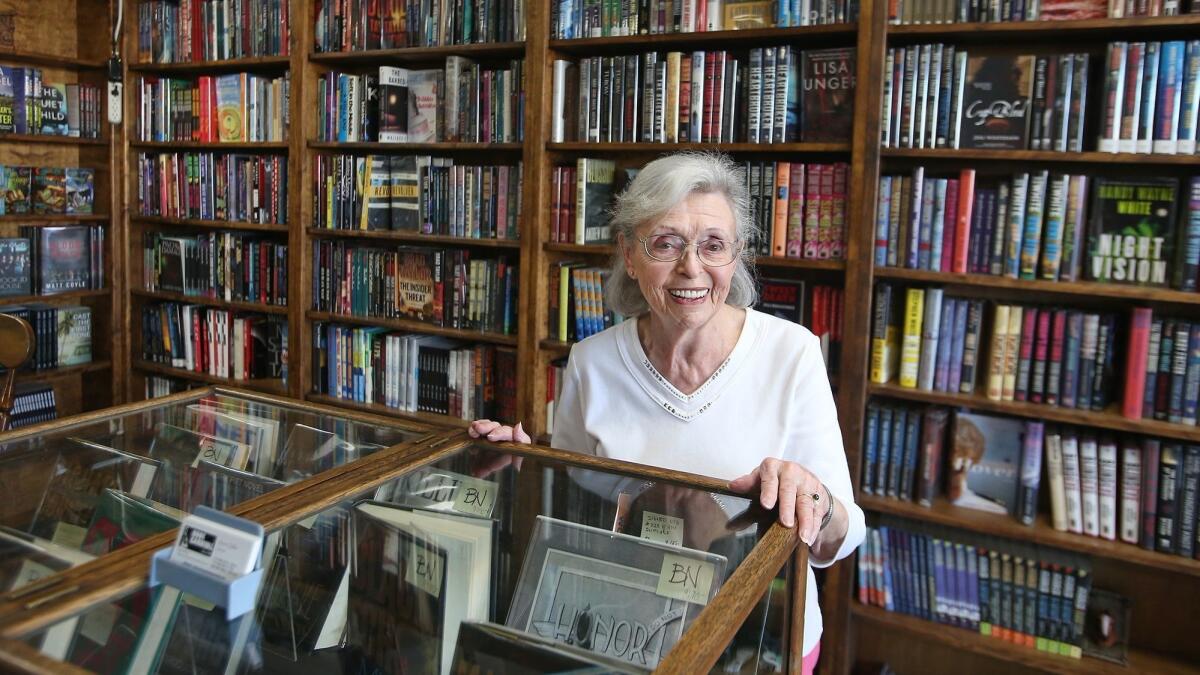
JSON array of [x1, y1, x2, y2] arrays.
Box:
[[551, 307, 866, 655]]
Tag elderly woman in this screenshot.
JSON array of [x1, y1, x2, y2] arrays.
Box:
[[470, 152, 864, 672]]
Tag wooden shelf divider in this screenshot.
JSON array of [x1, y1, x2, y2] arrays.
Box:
[[306, 311, 520, 346], [132, 359, 287, 395]]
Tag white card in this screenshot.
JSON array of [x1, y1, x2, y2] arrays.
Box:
[[404, 540, 444, 599], [655, 553, 716, 606], [640, 511, 684, 547]]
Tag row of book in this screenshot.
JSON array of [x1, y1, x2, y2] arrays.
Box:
[[317, 60, 525, 144], [311, 242, 520, 335], [881, 46, 1090, 151], [877, 172, 1200, 290], [857, 517, 1095, 659], [140, 302, 288, 381], [137, 0, 291, 63], [551, 47, 854, 144], [1097, 41, 1200, 155], [887, 0, 1193, 24], [144, 375, 196, 399], [136, 153, 288, 225], [135, 73, 291, 143], [548, 263, 621, 342], [142, 232, 289, 306], [1, 227, 106, 296], [313, 0, 527, 51], [0, 166, 94, 216], [311, 322, 519, 420], [871, 287, 984, 394], [1124, 309, 1200, 425], [748, 160, 848, 258], [3, 384, 56, 430], [551, 0, 857, 37], [757, 279, 844, 375], [313, 154, 523, 239], [0, 304, 91, 371], [0, 69, 103, 139], [549, 158, 621, 244]]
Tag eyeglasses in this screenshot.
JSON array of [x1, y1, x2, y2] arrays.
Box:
[[637, 234, 742, 267]]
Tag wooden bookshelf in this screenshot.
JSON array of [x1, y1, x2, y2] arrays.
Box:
[[306, 393, 472, 429], [306, 227, 522, 249], [0, 214, 108, 224], [127, 55, 291, 74], [868, 382, 1200, 443], [886, 14, 1200, 42], [130, 215, 290, 233], [131, 359, 287, 395], [128, 141, 289, 151], [860, 494, 1200, 578], [0, 134, 106, 146], [851, 604, 1199, 675], [0, 288, 109, 305], [307, 141, 524, 152], [874, 268, 1200, 307], [0, 48, 106, 70], [16, 360, 113, 383], [757, 257, 848, 271], [549, 24, 858, 54], [548, 141, 852, 153], [129, 289, 290, 315], [882, 147, 1200, 165], [306, 311, 520, 346], [308, 42, 526, 65]]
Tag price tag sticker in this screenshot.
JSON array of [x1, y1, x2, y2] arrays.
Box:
[[192, 438, 233, 468], [450, 475, 498, 518], [405, 540, 444, 599], [640, 511, 684, 547], [655, 553, 716, 606], [51, 522, 88, 550]]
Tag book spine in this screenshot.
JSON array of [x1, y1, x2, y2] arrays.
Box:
[[917, 288, 943, 391], [1120, 442, 1142, 545], [1045, 428, 1068, 531], [1061, 432, 1084, 533], [1124, 307, 1153, 419], [1141, 438, 1161, 551], [1019, 421, 1044, 526], [1177, 446, 1200, 558], [1098, 437, 1119, 540], [1157, 444, 1181, 553]]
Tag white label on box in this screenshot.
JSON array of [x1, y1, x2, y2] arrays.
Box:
[[405, 540, 444, 599], [640, 511, 684, 547], [450, 475, 498, 518], [655, 553, 715, 606], [171, 514, 261, 581]]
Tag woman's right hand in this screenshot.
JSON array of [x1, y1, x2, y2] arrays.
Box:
[[468, 419, 532, 444]]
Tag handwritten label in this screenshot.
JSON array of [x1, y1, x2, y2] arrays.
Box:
[[405, 541, 444, 599], [655, 553, 716, 606], [51, 522, 88, 550], [640, 511, 684, 547], [192, 438, 233, 468], [450, 475, 498, 518]]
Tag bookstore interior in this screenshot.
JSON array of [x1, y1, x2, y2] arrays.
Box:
[[0, 0, 1199, 673]]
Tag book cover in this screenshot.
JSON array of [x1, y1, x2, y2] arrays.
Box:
[[389, 155, 420, 232], [575, 158, 616, 244], [755, 277, 805, 324], [64, 168, 94, 215], [55, 305, 91, 366], [948, 411, 1026, 516], [800, 48, 855, 142], [377, 66, 410, 143], [214, 74, 244, 142], [899, 287, 924, 388], [0, 237, 31, 296], [35, 226, 91, 294], [32, 167, 66, 214], [407, 69, 441, 143], [359, 155, 391, 231], [0, 66, 14, 133], [1086, 177, 1179, 287], [3, 165, 31, 214], [39, 83, 68, 136], [960, 54, 1035, 150]]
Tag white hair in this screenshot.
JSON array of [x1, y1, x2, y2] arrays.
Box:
[[605, 152, 758, 317]]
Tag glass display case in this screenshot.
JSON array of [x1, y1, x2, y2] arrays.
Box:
[[0, 388, 435, 610], [0, 432, 808, 674]]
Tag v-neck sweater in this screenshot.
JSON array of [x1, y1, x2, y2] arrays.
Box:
[[551, 307, 866, 654]]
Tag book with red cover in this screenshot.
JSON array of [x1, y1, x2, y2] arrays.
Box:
[[1123, 307, 1153, 419]]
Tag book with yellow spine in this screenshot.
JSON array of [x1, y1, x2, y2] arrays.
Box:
[[899, 287, 925, 388]]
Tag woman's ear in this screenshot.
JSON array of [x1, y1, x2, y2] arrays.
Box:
[[618, 232, 636, 279]]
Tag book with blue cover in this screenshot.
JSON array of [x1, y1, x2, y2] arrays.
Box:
[[949, 411, 1026, 516]]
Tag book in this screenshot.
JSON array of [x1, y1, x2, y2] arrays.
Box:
[[899, 287, 925, 388], [214, 74, 245, 142], [55, 305, 91, 366], [948, 411, 1025, 516], [2, 165, 30, 214], [800, 48, 856, 142], [64, 168, 94, 215], [960, 54, 1035, 150], [1086, 177, 1180, 287], [0, 237, 30, 296], [378, 66, 410, 143], [755, 278, 805, 324], [33, 226, 92, 294], [31, 167, 66, 214], [39, 83, 69, 136]]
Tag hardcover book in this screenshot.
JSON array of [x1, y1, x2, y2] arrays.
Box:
[[64, 168, 94, 215], [948, 411, 1026, 516], [214, 74, 244, 142], [389, 155, 420, 232], [755, 278, 806, 324], [576, 158, 617, 244], [0, 66, 14, 133], [406, 69, 442, 143], [55, 305, 90, 366], [39, 83, 68, 136], [960, 54, 1035, 150], [800, 48, 856, 142], [378, 66, 410, 143], [1086, 177, 1179, 287], [35, 226, 91, 294], [1038, 0, 1106, 19], [507, 516, 728, 669], [31, 167, 66, 214], [0, 237, 30, 296], [3, 165, 31, 214]]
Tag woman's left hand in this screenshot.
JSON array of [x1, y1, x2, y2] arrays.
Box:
[[729, 458, 827, 545]]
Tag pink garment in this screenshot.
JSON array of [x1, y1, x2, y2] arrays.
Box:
[[802, 640, 821, 675]]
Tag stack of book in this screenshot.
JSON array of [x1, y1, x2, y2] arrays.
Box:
[[142, 232, 288, 306], [312, 324, 519, 420], [136, 153, 288, 224], [551, 0, 857, 37], [313, 0, 526, 50], [0, 166, 95, 215], [1097, 41, 1200, 155], [881, 47, 1091, 151], [3, 384, 57, 429], [0, 304, 91, 371], [317, 60, 525, 144], [1123, 309, 1200, 425], [137, 0, 291, 62], [136, 73, 291, 143], [0, 68, 103, 138], [140, 302, 288, 382], [311, 242, 519, 335], [551, 47, 855, 143], [858, 516, 1094, 659], [313, 154, 522, 239]]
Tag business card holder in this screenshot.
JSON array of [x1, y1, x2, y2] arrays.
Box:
[[148, 505, 265, 620]]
